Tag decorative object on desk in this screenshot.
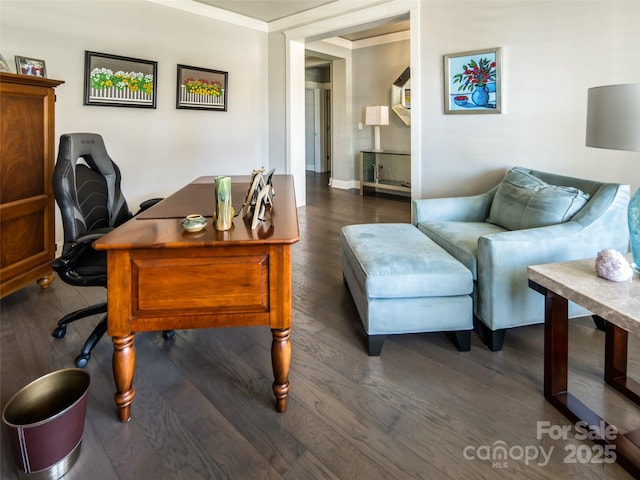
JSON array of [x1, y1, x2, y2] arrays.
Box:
[[181, 214, 207, 232], [595, 249, 633, 282], [176, 64, 228, 111], [83, 51, 157, 108], [263, 168, 276, 205], [214, 176, 233, 231], [391, 67, 411, 126], [241, 167, 265, 217], [586, 83, 640, 273], [239, 168, 276, 229], [15, 55, 46, 77], [0, 54, 11, 72], [251, 183, 271, 230], [365, 106, 389, 152], [444, 47, 501, 114]]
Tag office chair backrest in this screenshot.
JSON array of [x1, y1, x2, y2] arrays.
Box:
[[53, 133, 132, 254]]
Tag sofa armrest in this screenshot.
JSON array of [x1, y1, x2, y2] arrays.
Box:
[[479, 222, 588, 267], [476, 220, 627, 330], [412, 190, 495, 225]]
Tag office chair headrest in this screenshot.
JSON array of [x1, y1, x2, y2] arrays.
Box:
[[56, 133, 128, 228]]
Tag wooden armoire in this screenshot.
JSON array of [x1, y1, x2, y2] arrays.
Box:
[[0, 72, 64, 298]]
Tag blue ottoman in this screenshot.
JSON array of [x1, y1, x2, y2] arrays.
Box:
[[341, 223, 473, 355]]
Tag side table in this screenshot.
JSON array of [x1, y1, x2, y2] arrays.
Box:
[[528, 258, 640, 477]]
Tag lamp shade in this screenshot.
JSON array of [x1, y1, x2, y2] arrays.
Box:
[[585, 83, 640, 273], [586, 84, 640, 152], [365, 106, 389, 126]]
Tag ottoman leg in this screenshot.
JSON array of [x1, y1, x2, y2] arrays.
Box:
[[367, 335, 385, 356], [447, 330, 471, 352]]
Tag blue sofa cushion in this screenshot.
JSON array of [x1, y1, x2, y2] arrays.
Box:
[[487, 168, 590, 230], [341, 223, 472, 298], [416, 221, 507, 280]]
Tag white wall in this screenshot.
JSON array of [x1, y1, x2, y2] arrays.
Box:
[[352, 40, 411, 161], [419, 1, 640, 198], [1, 0, 269, 242], [268, 31, 287, 174], [3, 0, 639, 230]]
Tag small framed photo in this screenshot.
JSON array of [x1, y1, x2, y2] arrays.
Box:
[[444, 47, 502, 114], [176, 64, 228, 111], [84, 51, 157, 108], [15, 56, 46, 77], [241, 168, 265, 217], [0, 54, 11, 73]]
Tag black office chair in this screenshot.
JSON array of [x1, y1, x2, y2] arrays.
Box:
[[51, 133, 174, 367]]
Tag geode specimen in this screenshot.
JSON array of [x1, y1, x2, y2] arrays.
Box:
[[595, 249, 633, 282]]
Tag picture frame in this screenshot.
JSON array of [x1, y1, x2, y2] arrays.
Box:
[[84, 51, 157, 108], [0, 54, 11, 73], [263, 168, 276, 205], [251, 183, 271, 230], [241, 168, 265, 217], [15, 56, 46, 77], [176, 64, 228, 111], [444, 47, 502, 114]]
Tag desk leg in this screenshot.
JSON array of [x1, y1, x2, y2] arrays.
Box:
[[544, 291, 569, 399], [113, 334, 136, 422], [271, 328, 291, 412]]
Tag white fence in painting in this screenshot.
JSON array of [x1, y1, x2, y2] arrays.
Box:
[[90, 87, 152, 104], [180, 85, 224, 107]]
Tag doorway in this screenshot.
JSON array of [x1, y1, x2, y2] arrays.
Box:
[[285, 4, 420, 207], [305, 61, 332, 178]]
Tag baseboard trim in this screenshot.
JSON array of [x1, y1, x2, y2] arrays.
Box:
[[331, 179, 359, 190]]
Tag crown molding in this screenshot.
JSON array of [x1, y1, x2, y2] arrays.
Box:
[[284, 0, 416, 42], [146, 0, 268, 32], [269, 0, 388, 32]]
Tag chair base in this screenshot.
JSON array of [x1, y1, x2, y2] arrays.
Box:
[[53, 302, 175, 367], [75, 315, 108, 368], [53, 302, 108, 336]]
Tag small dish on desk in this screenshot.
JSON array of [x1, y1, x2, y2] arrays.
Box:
[[181, 214, 207, 232]]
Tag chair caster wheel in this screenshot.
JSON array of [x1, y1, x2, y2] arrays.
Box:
[[74, 354, 90, 368], [52, 325, 67, 338], [162, 330, 175, 340]]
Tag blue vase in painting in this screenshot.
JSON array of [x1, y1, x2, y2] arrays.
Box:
[[471, 85, 489, 107]]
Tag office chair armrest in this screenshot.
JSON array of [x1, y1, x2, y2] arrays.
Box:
[[54, 231, 110, 269], [137, 198, 163, 214]]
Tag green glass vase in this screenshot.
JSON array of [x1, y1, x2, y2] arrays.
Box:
[[214, 176, 233, 231]]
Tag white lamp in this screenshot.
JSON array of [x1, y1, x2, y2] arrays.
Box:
[[365, 106, 389, 152], [586, 83, 640, 272]]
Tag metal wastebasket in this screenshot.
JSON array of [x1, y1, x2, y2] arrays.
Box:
[[2, 369, 90, 479]]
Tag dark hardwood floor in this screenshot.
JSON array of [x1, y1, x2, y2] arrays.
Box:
[[1, 172, 638, 479]]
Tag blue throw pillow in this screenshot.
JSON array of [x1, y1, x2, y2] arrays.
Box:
[[487, 168, 590, 230]]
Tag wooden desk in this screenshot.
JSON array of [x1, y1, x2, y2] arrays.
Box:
[[94, 175, 299, 422], [528, 258, 640, 477]]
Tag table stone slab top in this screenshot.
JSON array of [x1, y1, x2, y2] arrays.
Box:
[[528, 257, 639, 336]]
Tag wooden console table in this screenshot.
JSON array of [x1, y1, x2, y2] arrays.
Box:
[[528, 258, 640, 477], [94, 175, 299, 422]]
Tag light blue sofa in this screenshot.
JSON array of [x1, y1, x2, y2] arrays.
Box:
[[413, 167, 630, 351]]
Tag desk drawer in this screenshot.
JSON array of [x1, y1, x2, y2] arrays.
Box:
[[132, 251, 269, 314]]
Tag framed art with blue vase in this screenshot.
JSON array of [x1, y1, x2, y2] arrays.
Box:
[[444, 47, 502, 114]]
